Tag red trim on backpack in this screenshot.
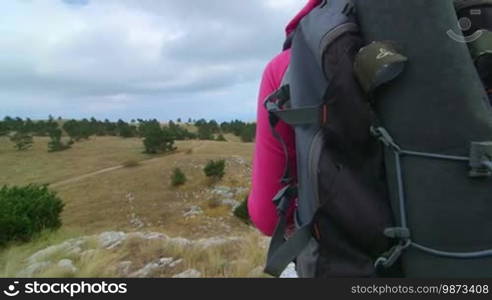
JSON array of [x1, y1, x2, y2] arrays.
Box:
[[322, 104, 329, 124], [313, 222, 321, 240]]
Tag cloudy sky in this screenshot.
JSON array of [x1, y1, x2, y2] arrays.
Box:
[[1, 0, 306, 122]]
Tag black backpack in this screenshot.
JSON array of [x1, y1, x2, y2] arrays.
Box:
[[264, 0, 492, 278]]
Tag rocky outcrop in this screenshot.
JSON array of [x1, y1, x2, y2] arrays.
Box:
[[129, 257, 176, 278], [172, 269, 202, 278], [16, 231, 249, 278]]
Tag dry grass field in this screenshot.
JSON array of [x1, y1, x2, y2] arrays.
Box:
[[0, 136, 270, 278], [0, 136, 151, 186]]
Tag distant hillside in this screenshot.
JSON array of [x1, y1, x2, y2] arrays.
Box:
[[0, 137, 271, 278]]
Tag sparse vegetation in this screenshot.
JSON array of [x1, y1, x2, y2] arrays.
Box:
[[220, 120, 256, 143], [10, 131, 33, 151], [0, 116, 258, 278], [234, 197, 250, 224], [142, 122, 176, 154], [0, 116, 256, 151], [0, 184, 64, 246], [203, 160, 226, 181], [171, 168, 186, 187], [197, 125, 214, 140], [0, 231, 267, 278], [48, 128, 72, 152], [240, 124, 256, 143], [0, 122, 8, 136], [216, 134, 227, 142]]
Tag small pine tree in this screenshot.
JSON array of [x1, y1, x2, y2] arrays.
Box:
[[0, 122, 8, 136], [48, 128, 71, 152], [216, 134, 227, 142], [10, 131, 33, 151], [171, 168, 186, 186], [233, 196, 250, 224], [240, 125, 256, 143], [197, 125, 214, 140], [143, 125, 176, 154], [203, 160, 226, 181]]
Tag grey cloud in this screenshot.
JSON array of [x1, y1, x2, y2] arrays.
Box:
[[1, 0, 306, 120]]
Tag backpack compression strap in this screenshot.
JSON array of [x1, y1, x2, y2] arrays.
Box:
[[263, 88, 334, 276], [371, 126, 492, 269], [263, 84, 321, 277], [264, 86, 329, 126], [264, 185, 318, 277]]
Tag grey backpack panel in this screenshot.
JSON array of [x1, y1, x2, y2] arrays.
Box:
[[265, 0, 492, 278], [354, 0, 492, 277]]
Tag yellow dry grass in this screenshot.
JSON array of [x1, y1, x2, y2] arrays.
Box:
[[0, 230, 268, 278], [36, 139, 253, 236], [0, 229, 84, 277], [0, 136, 266, 278], [0, 136, 151, 186]]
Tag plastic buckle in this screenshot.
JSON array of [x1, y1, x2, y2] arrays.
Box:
[[384, 227, 411, 239], [374, 239, 411, 269], [264, 97, 280, 113], [264, 98, 281, 128], [469, 141, 492, 177], [370, 126, 402, 152], [276, 85, 291, 106], [272, 186, 297, 216]]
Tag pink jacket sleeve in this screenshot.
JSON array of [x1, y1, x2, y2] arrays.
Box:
[[248, 50, 296, 236]]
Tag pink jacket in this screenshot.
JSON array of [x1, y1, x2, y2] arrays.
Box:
[[248, 0, 321, 236]]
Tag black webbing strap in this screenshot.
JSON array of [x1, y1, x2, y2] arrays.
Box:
[[265, 85, 291, 110], [265, 83, 327, 183], [264, 86, 294, 184], [271, 126, 292, 184], [265, 84, 328, 127], [272, 105, 326, 126], [263, 83, 326, 276], [264, 186, 314, 277], [283, 32, 295, 51], [265, 221, 313, 277], [371, 126, 492, 269]]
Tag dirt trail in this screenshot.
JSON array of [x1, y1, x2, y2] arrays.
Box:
[[49, 141, 207, 188]]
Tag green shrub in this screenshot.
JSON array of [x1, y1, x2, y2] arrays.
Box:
[[171, 168, 187, 186], [216, 134, 227, 142], [0, 185, 64, 246], [203, 160, 225, 180], [0, 122, 8, 136], [10, 131, 33, 151], [240, 125, 256, 143], [233, 197, 250, 224], [143, 125, 176, 154], [197, 125, 214, 140], [47, 128, 71, 152]]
